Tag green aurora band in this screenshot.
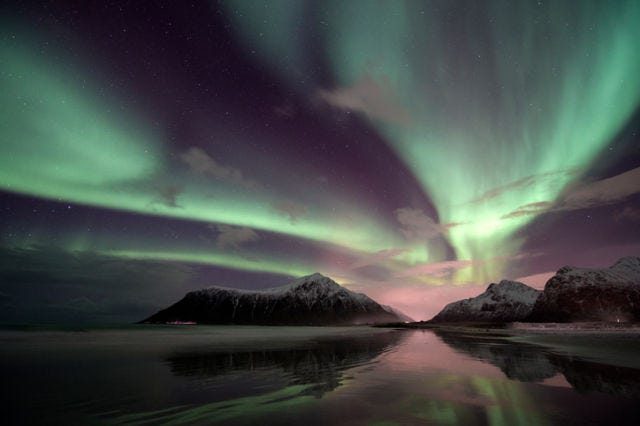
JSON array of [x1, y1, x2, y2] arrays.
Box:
[[0, 25, 407, 269], [2, 1, 640, 283], [225, 0, 640, 282]]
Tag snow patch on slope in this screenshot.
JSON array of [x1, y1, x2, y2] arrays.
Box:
[[548, 256, 640, 289], [143, 273, 413, 324], [431, 280, 541, 323]]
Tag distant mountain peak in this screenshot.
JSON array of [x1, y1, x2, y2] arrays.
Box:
[[487, 279, 532, 291], [530, 256, 640, 322], [197, 273, 340, 296], [611, 256, 640, 272], [485, 280, 540, 302], [287, 272, 340, 288], [430, 280, 541, 323], [613, 256, 640, 266], [141, 273, 412, 325], [302, 272, 329, 280], [429, 256, 640, 324], [555, 256, 640, 279]]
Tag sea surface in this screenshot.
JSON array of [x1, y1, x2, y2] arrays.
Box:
[[1, 325, 640, 425]]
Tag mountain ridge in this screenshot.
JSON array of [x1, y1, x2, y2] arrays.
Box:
[[141, 273, 412, 325], [430, 279, 541, 323], [428, 256, 640, 324], [529, 256, 640, 322]]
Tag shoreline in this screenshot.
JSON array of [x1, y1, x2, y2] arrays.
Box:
[[377, 320, 640, 334], [509, 322, 640, 334]]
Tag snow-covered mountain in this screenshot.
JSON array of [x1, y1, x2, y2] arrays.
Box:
[[141, 273, 412, 325], [429, 280, 541, 323], [529, 256, 640, 322]]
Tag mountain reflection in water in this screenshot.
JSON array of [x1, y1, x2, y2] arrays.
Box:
[[2, 326, 640, 425], [166, 330, 406, 399], [433, 329, 640, 399]]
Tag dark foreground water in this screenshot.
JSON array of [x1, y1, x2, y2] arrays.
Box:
[[1, 326, 640, 425]]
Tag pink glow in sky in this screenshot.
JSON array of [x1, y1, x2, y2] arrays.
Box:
[[362, 283, 488, 321], [515, 271, 556, 290], [359, 270, 560, 321]]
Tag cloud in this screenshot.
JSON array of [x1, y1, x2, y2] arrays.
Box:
[[505, 251, 543, 261], [317, 72, 411, 125], [350, 248, 408, 270], [500, 201, 552, 219], [272, 200, 308, 223], [212, 225, 260, 249], [396, 252, 539, 279], [561, 166, 640, 210], [180, 147, 257, 189], [338, 250, 543, 320], [469, 168, 580, 205], [156, 185, 183, 208], [397, 259, 478, 278], [501, 166, 640, 220], [395, 207, 455, 240]]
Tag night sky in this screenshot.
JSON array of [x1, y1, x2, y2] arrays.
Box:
[[1, 0, 639, 323]]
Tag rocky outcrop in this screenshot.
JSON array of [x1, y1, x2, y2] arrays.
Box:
[[528, 257, 640, 322], [430, 280, 541, 323], [141, 273, 412, 325]]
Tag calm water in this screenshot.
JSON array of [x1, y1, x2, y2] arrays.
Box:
[[1, 325, 640, 425]]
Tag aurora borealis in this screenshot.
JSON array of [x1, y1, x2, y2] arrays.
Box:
[[1, 0, 640, 322]]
